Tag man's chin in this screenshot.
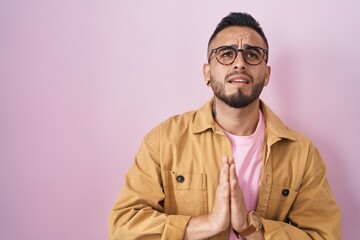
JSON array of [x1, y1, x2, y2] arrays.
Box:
[[220, 96, 255, 109]]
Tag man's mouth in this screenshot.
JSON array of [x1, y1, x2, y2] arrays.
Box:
[[228, 79, 250, 84], [225, 72, 252, 85]]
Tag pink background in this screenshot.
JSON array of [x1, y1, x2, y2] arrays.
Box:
[[1, 1, 359, 239]]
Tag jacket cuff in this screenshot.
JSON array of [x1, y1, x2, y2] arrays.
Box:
[[262, 218, 312, 239], [163, 215, 191, 239], [262, 218, 282, 232]]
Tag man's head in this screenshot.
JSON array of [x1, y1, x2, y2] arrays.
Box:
[[204, 12, 271, 109]]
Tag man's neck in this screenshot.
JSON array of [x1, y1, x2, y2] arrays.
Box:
[[213, 97, 260, 136]]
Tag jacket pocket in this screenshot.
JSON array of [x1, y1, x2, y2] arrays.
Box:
[[267, 184, 298, 221], [162, 171, 207, 216]]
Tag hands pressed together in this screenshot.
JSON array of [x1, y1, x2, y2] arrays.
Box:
[[184, 157, 264, 240]]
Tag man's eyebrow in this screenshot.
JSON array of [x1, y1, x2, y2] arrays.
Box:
[[243, 44, 260, 49], [227, 44, 263, 50]]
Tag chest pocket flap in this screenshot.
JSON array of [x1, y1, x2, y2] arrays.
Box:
[[162, 171, 207, 215], [267, 184, 298, 221]]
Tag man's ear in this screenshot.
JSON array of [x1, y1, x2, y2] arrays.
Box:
[[264, 65, 271, 86], [203, 63, 211, 86]]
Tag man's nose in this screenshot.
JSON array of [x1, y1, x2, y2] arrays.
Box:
[[232, 52, 247, 70]]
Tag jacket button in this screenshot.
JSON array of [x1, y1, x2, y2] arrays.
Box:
[[176, 175, 185, 183], [282, 189, 290, 196]]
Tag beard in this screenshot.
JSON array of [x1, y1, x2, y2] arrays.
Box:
[[210, 73, 265, 108]]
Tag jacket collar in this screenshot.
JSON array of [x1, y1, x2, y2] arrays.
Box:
[[259, 100, 296, 141], [192, 99, 216, 134], [192, 99, 296, 141]]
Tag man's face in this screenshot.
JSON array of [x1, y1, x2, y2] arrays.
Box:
[[204, 26, 271, 108]]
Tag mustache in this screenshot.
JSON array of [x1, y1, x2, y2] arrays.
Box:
[[225, 71, 253, 82]]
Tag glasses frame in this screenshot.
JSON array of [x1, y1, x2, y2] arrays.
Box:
[[208, 45, 268, 66]]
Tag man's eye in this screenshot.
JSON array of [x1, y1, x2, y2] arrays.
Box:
[[220, 50, 234, 58], [245, 50, 260, 59]]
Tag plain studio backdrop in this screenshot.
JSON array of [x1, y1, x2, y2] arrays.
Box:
[[1, 1, 359, 239]]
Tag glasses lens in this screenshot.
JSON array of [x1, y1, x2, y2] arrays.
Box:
[[243, 48, 264, 65], [216, 47, 237, 65]]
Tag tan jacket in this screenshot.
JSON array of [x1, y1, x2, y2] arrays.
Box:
[[108, 100, 341, 240]]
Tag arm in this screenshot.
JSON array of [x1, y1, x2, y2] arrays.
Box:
[[108, 133, 191, 240], [109, 138, 235, 240]]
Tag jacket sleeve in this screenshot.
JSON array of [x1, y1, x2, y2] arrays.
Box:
[[108, 129, 191, 240], [262, 145, 341, 240]]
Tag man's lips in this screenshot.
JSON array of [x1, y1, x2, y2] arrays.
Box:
[[225, 71, 253, 84], [226, 75, 251, 84]]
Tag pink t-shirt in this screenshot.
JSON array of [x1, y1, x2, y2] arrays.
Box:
[[223, 111, 266, 240]]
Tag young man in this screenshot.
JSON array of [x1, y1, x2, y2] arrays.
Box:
[[108, 12, 341, 240]]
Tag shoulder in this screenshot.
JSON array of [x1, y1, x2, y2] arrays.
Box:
[[143, 110, 198, 148], [143, 100, 214, 144], [260, 101, 326, 172], [274, 124, 327, 175], [152, 109, 197, 133]]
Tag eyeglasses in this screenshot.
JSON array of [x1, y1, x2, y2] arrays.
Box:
[[208, 45, 268, 66]]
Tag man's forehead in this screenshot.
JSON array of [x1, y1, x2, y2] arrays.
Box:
[[209, 26, 266, 49]]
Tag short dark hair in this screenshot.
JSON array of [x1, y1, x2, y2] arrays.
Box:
[[208, 12, 268, 50]]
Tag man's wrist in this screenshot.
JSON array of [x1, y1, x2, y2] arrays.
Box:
[[184, 214, 220, 240], [233, 211, 263, 238], [232, 214, 249, 233]]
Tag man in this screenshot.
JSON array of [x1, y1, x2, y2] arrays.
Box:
[[108, 12, 341, 240]]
